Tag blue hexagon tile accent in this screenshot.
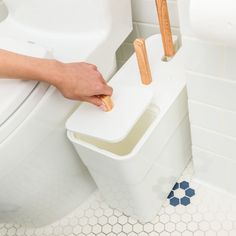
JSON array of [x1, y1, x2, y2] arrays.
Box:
[[180, 181, 189, 190], [180, 196, 190, 206], [173, 182, 179, 190], [170, 197, 180, 207], [167, 190, 174, 199], [186, 188, 195, 197], [168, 180, 195, 207]]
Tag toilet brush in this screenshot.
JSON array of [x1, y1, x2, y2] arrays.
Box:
[[155, 0, 175, 58]]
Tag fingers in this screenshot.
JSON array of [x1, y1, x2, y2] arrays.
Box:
[[82, 62, 110, 88], [93, 70, 106, 84], [85, 63, 108, 87], [93, 84, 113, 96], [84, 96, 102, 106], [82, 96, 108, 111], [61, 62, 113, 100], [82, 62, 98, 71], [88, 64, 98, 71], [89, 70, 113, 96], [102, 84, 113, 96]]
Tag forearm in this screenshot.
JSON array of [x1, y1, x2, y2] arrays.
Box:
[[0, 48, 61, 84], [0, 48, 113, 108]]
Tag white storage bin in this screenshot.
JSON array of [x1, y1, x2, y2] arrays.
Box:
[[67, 35, 191, 222]]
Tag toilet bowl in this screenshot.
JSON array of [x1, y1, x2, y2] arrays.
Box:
[[0, 0, 132, 227]]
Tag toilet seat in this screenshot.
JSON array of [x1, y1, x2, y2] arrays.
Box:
[[0, 37, 49, 143], [0, 82, 49, 143], [0, 79, 38, 126]]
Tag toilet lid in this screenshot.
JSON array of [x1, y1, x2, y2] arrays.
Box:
[[0, 79, 38, 125], [0, 37, 48, 126]]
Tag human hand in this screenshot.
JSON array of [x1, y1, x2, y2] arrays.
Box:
[[51, 62, 113, 110], [0, 50, 112, 110]]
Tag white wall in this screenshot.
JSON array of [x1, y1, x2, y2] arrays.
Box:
[[0, 0, 180, 68], [117, 0, 180, 68]]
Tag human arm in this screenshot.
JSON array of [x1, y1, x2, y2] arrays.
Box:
[[0, 49, 113, 110]]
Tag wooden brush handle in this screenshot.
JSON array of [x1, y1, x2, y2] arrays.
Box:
[[133, 38, 152, 85], [155, 0, 175, 57]]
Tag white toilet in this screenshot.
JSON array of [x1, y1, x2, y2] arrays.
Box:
[[0, 0, 132, 227]]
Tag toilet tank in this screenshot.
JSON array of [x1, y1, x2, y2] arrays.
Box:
[[3, 0, 131, 34]]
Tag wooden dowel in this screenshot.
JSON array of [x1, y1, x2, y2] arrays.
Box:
[[155, 0, 175, 58], [133, 38, 152, 85]]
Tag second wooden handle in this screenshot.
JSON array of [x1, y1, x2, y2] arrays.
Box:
[[155, 0, 175, 58], [133, 38, 152, 85]]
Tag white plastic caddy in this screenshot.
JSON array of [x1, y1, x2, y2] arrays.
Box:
[[66, 34, 191, 222]]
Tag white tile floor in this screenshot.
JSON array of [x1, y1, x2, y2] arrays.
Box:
[[1, 161, 236, 236]]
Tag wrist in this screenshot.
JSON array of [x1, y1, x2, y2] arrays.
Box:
[[37, 59, 64, 86]]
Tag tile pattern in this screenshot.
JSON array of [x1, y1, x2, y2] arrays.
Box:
[[168, 181, 195, 207], [1, 161, 236, 235]]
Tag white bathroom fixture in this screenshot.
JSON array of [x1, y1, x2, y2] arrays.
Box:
[[178, 0, 236, 194], [0, 0, 132, 227], [67, 34, 192, 222]]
